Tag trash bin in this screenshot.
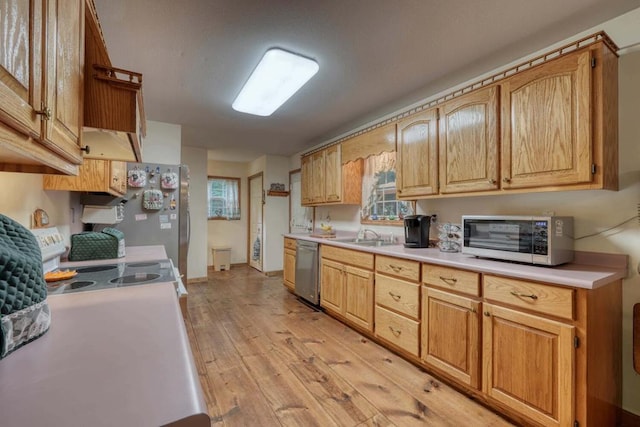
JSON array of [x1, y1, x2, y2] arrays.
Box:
[[211, 246, 231, 271]]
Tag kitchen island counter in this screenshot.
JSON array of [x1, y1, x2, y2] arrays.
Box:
[[0, 282, 208, 427]]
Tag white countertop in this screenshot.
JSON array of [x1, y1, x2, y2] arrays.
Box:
[[286, 233, 628, 289], [0, 245, 208, 427]]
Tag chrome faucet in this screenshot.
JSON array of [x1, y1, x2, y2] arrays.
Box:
[[361, 228, 381, 240]]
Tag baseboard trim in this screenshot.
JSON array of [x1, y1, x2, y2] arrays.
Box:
[[264, 270, 283, 277], [621, 408, 640, 427], [187, 277, 208, 284]]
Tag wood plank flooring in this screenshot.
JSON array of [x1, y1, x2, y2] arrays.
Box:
[[184, 266, 514, 427]]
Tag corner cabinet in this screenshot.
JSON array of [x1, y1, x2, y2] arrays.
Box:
[[301, 144, 362, 206], [43, 158, 126, 196], [0, 0, 84, 175]]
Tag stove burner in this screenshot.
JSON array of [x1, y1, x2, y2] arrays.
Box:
[[110, 273, 161, 285], [69, 281, 96, 290], [127, 262, 160, 268], [76, 265, 118, 273]]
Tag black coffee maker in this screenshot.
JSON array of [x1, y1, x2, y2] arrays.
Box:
[[403, 215, 432, 248]]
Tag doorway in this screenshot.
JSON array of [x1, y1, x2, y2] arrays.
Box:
[[248, 172, 264, 272]]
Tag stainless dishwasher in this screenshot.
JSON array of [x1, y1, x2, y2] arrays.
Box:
[[295, 240, 319, 305]]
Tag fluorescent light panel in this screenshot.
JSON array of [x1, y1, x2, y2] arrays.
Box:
[[232, 48, 319, 116]]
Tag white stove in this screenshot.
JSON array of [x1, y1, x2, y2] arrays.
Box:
[[32, 227, 177, 295]]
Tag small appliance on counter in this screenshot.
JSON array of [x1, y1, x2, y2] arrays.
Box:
[[68, 228, 125, 261], [403, 215, 433, 248], [462, 215, 574, 266]]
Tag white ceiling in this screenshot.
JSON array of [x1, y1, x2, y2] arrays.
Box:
[[93, 0, 640, 162]]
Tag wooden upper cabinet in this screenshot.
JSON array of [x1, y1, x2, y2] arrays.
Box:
[[396, 108, 439, 198], [0, 0, 44, 141], [439, 86, 499, 194], [42, 0, 84, 165], [300, 155, 313, 205], [301, 144, 362, 206], [0, 0, 83, 174], [501, 50, 592, 189], [324, 145, 341, 202], [310, 150, 325, 203], [43, 158, 126, 196]]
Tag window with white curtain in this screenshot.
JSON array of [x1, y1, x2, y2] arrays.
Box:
[[361, 151, 414, 224], [207, 176, 240, 220]]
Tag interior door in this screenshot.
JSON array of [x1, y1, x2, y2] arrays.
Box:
[[248, 173, 263, 271]]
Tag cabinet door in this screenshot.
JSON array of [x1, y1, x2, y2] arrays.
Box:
[[42, 0, 83, 164], [422, 287, 480, 388], [283, 248, 296, 290], [300, 155, 312, 205], [483, 303, 574, 427], [396, 108, 439, 198], [310, 150, 325, 203], [0, 0, 45, 139], [501, 50, 592, 189], [109, 160, 126, 194], [439, 86, 499, 193], [320, 258, 344, 313], [344, 265, 374, 331], [324, 145, 342, 202]]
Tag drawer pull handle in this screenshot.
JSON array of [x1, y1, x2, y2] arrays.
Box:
[[439, 276, 457, 285], [389, 264, 403, 273], [388, 326, 402, 337], [510, 291, 538, 300], [388, 292, 401, 301]]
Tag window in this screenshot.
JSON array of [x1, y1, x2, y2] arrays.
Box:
[[207, 176, 240, 220], [361, 152, 414, 224]]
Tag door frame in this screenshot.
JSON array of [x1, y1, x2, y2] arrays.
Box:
[[247, 172, 264, 271]]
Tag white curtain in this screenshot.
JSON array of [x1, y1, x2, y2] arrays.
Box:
[[225, 180, 239, 219], [362, 152, 396, 218]]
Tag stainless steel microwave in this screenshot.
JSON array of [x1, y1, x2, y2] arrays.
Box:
[[462, 215, 574, 266]]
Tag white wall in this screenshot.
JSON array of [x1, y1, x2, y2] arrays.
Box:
[[0, 172, 81, 245], [263, 155, 291, 272], [143, 120, 182, 163], [206, 160, 249, 264], [181, 146, 208, 281]]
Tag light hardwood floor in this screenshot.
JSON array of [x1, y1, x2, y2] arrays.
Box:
[[184, 266, 515, 427]]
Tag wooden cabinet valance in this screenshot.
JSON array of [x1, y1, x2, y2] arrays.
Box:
[[341, 122, 396, 164]]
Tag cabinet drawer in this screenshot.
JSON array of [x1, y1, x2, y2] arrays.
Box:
[[422, 264, 480, 297], [322, 245, 374, 269], [483, 275, 574, 320], [375, 305, 420, 356], [375, 274, 420, 319], [375, 255, 420, 281], [284, 237, 297, 250]]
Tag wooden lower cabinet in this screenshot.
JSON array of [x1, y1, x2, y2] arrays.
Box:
[[422, 287, 480, 388], [482, 303, 575, 427], [375, 305, 419, 356], [320, 246, 374, 332], [311, 244, 621, 427], [283, 238, 296, 291]]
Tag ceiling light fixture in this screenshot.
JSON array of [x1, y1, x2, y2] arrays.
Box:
[[232, 48, 319, 117]]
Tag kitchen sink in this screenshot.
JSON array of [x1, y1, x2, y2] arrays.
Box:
[[334, 238, 396, 247]]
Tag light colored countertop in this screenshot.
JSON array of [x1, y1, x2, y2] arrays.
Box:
[[0, 283, 208, 427], [286, 233, 628, 289]]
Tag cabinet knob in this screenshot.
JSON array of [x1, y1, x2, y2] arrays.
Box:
[[484, 311, 491, 317], [502, 177, 511, 183], [35, 106, 52, 121], [81, 145, 91, 155], [488, 179, 497, 185]]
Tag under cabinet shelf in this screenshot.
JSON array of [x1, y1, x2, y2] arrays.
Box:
[[267, 190, 289, 197]]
